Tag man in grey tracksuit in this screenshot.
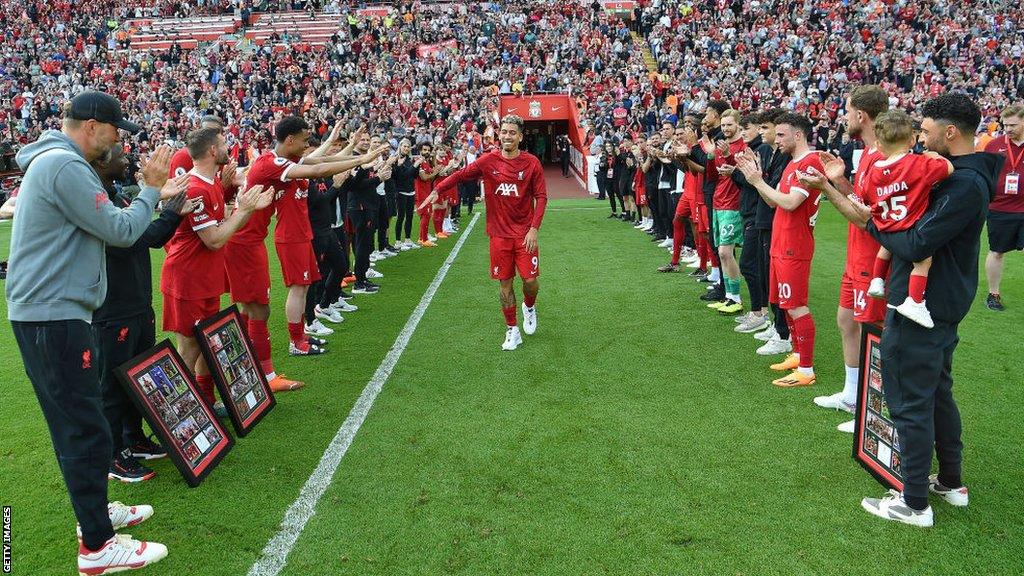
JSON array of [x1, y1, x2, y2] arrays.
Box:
[[6, 91, 176, 565]]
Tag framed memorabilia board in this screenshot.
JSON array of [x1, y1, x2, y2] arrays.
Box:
[[852, 322, 904, 491], [116, 340, 233, 487], [194, 306, 275, 437]]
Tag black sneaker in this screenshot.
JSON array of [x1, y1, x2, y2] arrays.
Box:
[[352, 281, 380, 294], [109, 450, 155, 483], [700, 288, 725, 302], [987, 293, 1005, 311], [697, 274, 717, 283], [688, 269, 708, 278], [607, 213, 618, 219], [128, 435, 166, 460], [307, 335, 329, 347]]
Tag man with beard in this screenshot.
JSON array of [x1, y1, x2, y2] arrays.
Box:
[[706, 110, 748, 314], [161, 128, 274, 407], [805, 93, 1002, 527]]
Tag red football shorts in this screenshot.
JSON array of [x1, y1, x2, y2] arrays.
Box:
[[840, 272, 887, 324], [224, 240, 270, 305], [769, 257, 811, 309], [695, 205, 710, 233], [275, 241, 321, 286], [163, 294, 220, 335], [489, 236, 539, 281], [675, 192, 692, 218]]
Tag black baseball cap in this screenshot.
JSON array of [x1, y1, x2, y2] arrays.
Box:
[[67, 91, 141, 134]]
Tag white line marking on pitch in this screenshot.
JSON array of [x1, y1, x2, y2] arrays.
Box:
[[248, 212, 481, 576]]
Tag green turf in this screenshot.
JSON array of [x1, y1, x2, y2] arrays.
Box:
[[0, 200, 1022, 575]]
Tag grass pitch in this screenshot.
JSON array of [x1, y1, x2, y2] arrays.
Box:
[[0, 199, 1021, 575]]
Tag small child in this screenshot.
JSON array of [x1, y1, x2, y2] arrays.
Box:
[[863, 110, 953, 328]]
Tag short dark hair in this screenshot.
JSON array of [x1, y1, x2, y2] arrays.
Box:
[[500, 114, 524, 134], [739, 113, 759, 127], [921, 93, 982, 138], [761, 108, 787, 124], [848, 85, 889, 120], [186, 127, 222, 160], [275, 116, 310, 143], [708, 99, 731, 115], [774, 113, 813, 141], [661, 119, 676, 128]]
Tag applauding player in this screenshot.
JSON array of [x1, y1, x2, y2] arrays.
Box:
[[422, 115, 548, 350]]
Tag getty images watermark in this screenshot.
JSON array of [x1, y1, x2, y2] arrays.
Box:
[[2, 505, 10, 574]]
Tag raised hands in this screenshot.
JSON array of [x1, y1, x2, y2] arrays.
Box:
[[795, 166, 829, 191], [735, 148, 764, 185], [815, 151, 847, 181], [140, 145, 173, 190], [162, 190, 198, 216], [157, 173, 190, 201], [237, 185, 274, 212], [221, 159, 239, 189]]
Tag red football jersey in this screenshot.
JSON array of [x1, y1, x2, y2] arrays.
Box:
[[863, 153, 949, 232], [710, 138, 747, 210], [169, 147, 193, 179], [434, 150, 548, 238], [160, 171, 227, 299], [845, 147, 885, 279], [771, 151, 825, 261], [232, 151, 291, 244], [984, 136, 1024, 213]]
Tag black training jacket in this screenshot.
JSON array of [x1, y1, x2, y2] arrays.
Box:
[[94, 188, 182, 324], [343, 165, 384, 212], [868, 152, 1004, 325]]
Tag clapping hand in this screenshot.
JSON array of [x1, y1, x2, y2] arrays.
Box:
[[221, 159, 239, 189], [715, 139, 731, 157], [140, 145, 173, 190], [735, 149, 764, 185], [156, 173, 190, 201], [796, 166, 829, 191], [816, 151, 846, 181], [162, 190, 198, 216], [237, 185, 273, 212]]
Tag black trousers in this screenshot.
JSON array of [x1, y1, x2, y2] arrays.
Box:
[[394, 193, 415, 241], [561, 155, 570, 176], [12, 319, 114, 550], [349, 207, 374, 282], [376, 195, 393, 251], [647, 184, 662, 234], [658, 188, 674, 237], [460, 182, 477, 213], [314, 232, 347, 308], [880, 312, 963, 504], [95, 310, 156, 458], [758, 228, 789, 338], [740, 224, 765, 310], [331, 225, 351, 277]]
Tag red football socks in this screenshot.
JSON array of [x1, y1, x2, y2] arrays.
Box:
[[502, 306, 517, 326], [909, 273, 928, 302], [419, 214, 430, 242], [792, 313, 816, 369], [239, 313, 250, 337], [524, 293, 537, 308], [196, 374, 216, 406], [671, 218, 684, 266], [432, 208, 444, 234], [872, 256, 891, 280], [248, 319, 274, 376], [287, 321, 304, 345]]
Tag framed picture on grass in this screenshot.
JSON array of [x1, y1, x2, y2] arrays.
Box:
[[116, 339, 233, 487], [194, 306, 275, 437], [853, 322, 903, 491]]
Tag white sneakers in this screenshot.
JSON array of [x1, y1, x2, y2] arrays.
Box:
[[861, 489, 934, 527], [929, 474, 969, 507], [501, 326, 523, 351], [369, 251, 383, 262], [813, 392, 856, 414], [522, 303, 537, 335], [895, 297, 934, 328], [305, 319, 334, 337], [314, 305, 343, 324], [837, 419, 855, 433], [366, 268, 384, 279], [333, 299, 358, 313], [867, 277, 886, 298], [756, 335, 792, 356], [753, 324, 777, 342], [78, 534, 168, 575], [735, 314, 770, 334], [77, 502, 164, 575], [658, 237, 674, 248]]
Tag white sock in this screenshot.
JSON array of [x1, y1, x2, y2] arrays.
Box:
[[842, 364, 859, 404], [798, 366, 815, 377], [709, 267, 721, 282]]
